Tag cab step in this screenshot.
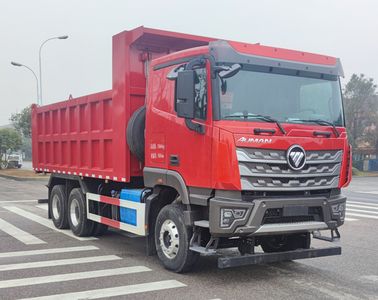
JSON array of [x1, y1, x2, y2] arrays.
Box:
[[194, 220, 209, 228]]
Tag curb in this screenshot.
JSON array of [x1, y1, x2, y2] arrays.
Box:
[[0, 173, 50, 182]]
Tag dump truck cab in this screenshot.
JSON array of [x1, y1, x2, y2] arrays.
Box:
[[144, 39, 350, 241]]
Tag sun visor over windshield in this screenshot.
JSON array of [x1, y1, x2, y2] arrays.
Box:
[[209, 41, 344, 77]]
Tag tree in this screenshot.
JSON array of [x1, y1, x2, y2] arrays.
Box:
[[10, 105, 32, 138], [0, 128, 22, 169], [343, 74, 378, 153], [10, 105, 33, 160]]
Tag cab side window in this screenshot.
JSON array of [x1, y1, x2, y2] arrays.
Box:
[[193, 68, 207, 120], [173, 66, 207, 120]]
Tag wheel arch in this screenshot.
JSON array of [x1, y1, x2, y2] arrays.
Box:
[[143, 167, 189, 204]]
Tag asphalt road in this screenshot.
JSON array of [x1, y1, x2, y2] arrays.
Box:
[[0, 177, 377, 300]]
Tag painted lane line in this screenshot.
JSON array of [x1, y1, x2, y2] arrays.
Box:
[[35, 204, 48, 211], [347, 201, 378, 207], [0, 245, 98, 259], [0, 266, 150, 289], [360, 275, 378, 282], [346, 213, 378, 220], [0, 255, 120, 271], [3, 206, 97, 241], [0, 200, 38, 203], [347, 204, 378, 210], [344, 217, 358, 221], [346, 208, 378, 215], [0, 218, 46, 245], [20, 280, 186, 300], [354, 191, 378, 195]]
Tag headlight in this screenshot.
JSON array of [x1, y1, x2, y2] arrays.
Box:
[[331, 203, 345, 220], [220, 208, 247, 228], [331, 203, 345, 215]]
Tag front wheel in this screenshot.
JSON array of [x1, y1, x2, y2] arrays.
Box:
[[155, 204, 199, 273]]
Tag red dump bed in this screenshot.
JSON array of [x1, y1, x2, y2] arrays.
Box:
[[32, 26, 214, 182]]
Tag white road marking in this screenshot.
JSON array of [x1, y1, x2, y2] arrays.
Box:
[[0, 245, 98, 259], [346, 208, 378, 215], [35, 204, 48, 211], [0, 255, 120, 271], [348, 201, 378, 207], [355, 191, 378, 195], [360, 275, 378, 282], [0, 266, 150, 289], [344, 217, 358, 221], [20, 280, 186, 300], [0, 217, 46, 245], [347, 204, 378, 210], [0, 200, 38, 203], [346, 213, 378, 220], [3, 206, 97, 241]]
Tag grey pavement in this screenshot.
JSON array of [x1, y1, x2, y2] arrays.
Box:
[[0, 176, 377, 299]]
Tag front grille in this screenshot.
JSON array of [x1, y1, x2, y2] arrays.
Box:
[[237, 148, 342, 191]]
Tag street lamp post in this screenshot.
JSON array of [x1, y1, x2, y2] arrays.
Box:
[[39, 35, 68, 105], [11, 61, 40, 104]]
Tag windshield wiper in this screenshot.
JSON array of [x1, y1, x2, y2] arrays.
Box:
[[291, 119, 340, 137], [224, 113, 286, 135]]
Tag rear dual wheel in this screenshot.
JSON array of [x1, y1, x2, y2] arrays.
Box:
[[50, 185, 69, 229], [50, 185, 107, 236], [67, 188, 94, 237]]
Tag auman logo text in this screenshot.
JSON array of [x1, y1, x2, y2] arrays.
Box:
[[237, 137, 272, 144]]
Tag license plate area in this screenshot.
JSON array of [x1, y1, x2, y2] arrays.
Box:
[[283, 205, 308, 217]]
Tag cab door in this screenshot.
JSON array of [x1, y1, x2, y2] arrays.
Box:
[[146, 59, 213, 188]]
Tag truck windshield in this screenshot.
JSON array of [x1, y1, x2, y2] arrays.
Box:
[[218, 65, 344, 126]]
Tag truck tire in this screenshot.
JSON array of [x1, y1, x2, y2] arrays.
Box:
[[260, 233, 310, 253], [155, 204, 199, 273], [91, 222, 108, 236], [127, 106, 145, 162], [67, 188, 94, 237], [50, 185, 69, 229]]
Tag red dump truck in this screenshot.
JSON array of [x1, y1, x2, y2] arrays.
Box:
[[32, 26, 351, 272]]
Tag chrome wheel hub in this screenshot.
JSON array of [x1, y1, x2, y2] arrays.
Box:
[[159, 219, 180, 259], [70, 198, 80, 227], [51, 195, 61, 220]]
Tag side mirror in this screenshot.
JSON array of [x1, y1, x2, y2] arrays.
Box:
[[218, 63, 242, 79], [176, 70, 196, 119]]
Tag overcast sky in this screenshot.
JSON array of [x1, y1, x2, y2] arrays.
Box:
[[1, 0, 377, 125]]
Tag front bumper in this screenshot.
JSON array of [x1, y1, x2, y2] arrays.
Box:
[[209, 194, 346, 237], [218, 246, 341, 268]]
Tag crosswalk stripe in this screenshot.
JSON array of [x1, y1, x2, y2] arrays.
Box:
[[0, 266, 150, 289], [344, 217, 358, 221], [346, 208, 378, 215], [36, 204, 48, 211], [0, 255, 120, 271], [0, 200, 38, 203], [346, 213, 378, 220], [347, 204, 378, 210], [348, 201, 378, 207], [355, 191, 378, 195], [0, 246, 98, 259], [19, 280, 186, 300], [360, 275, 378, 282], [0, 217, 46, 245], [3, 206, 97, 241]]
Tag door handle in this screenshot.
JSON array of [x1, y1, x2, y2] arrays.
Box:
[[169, 155, 180, 166]]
